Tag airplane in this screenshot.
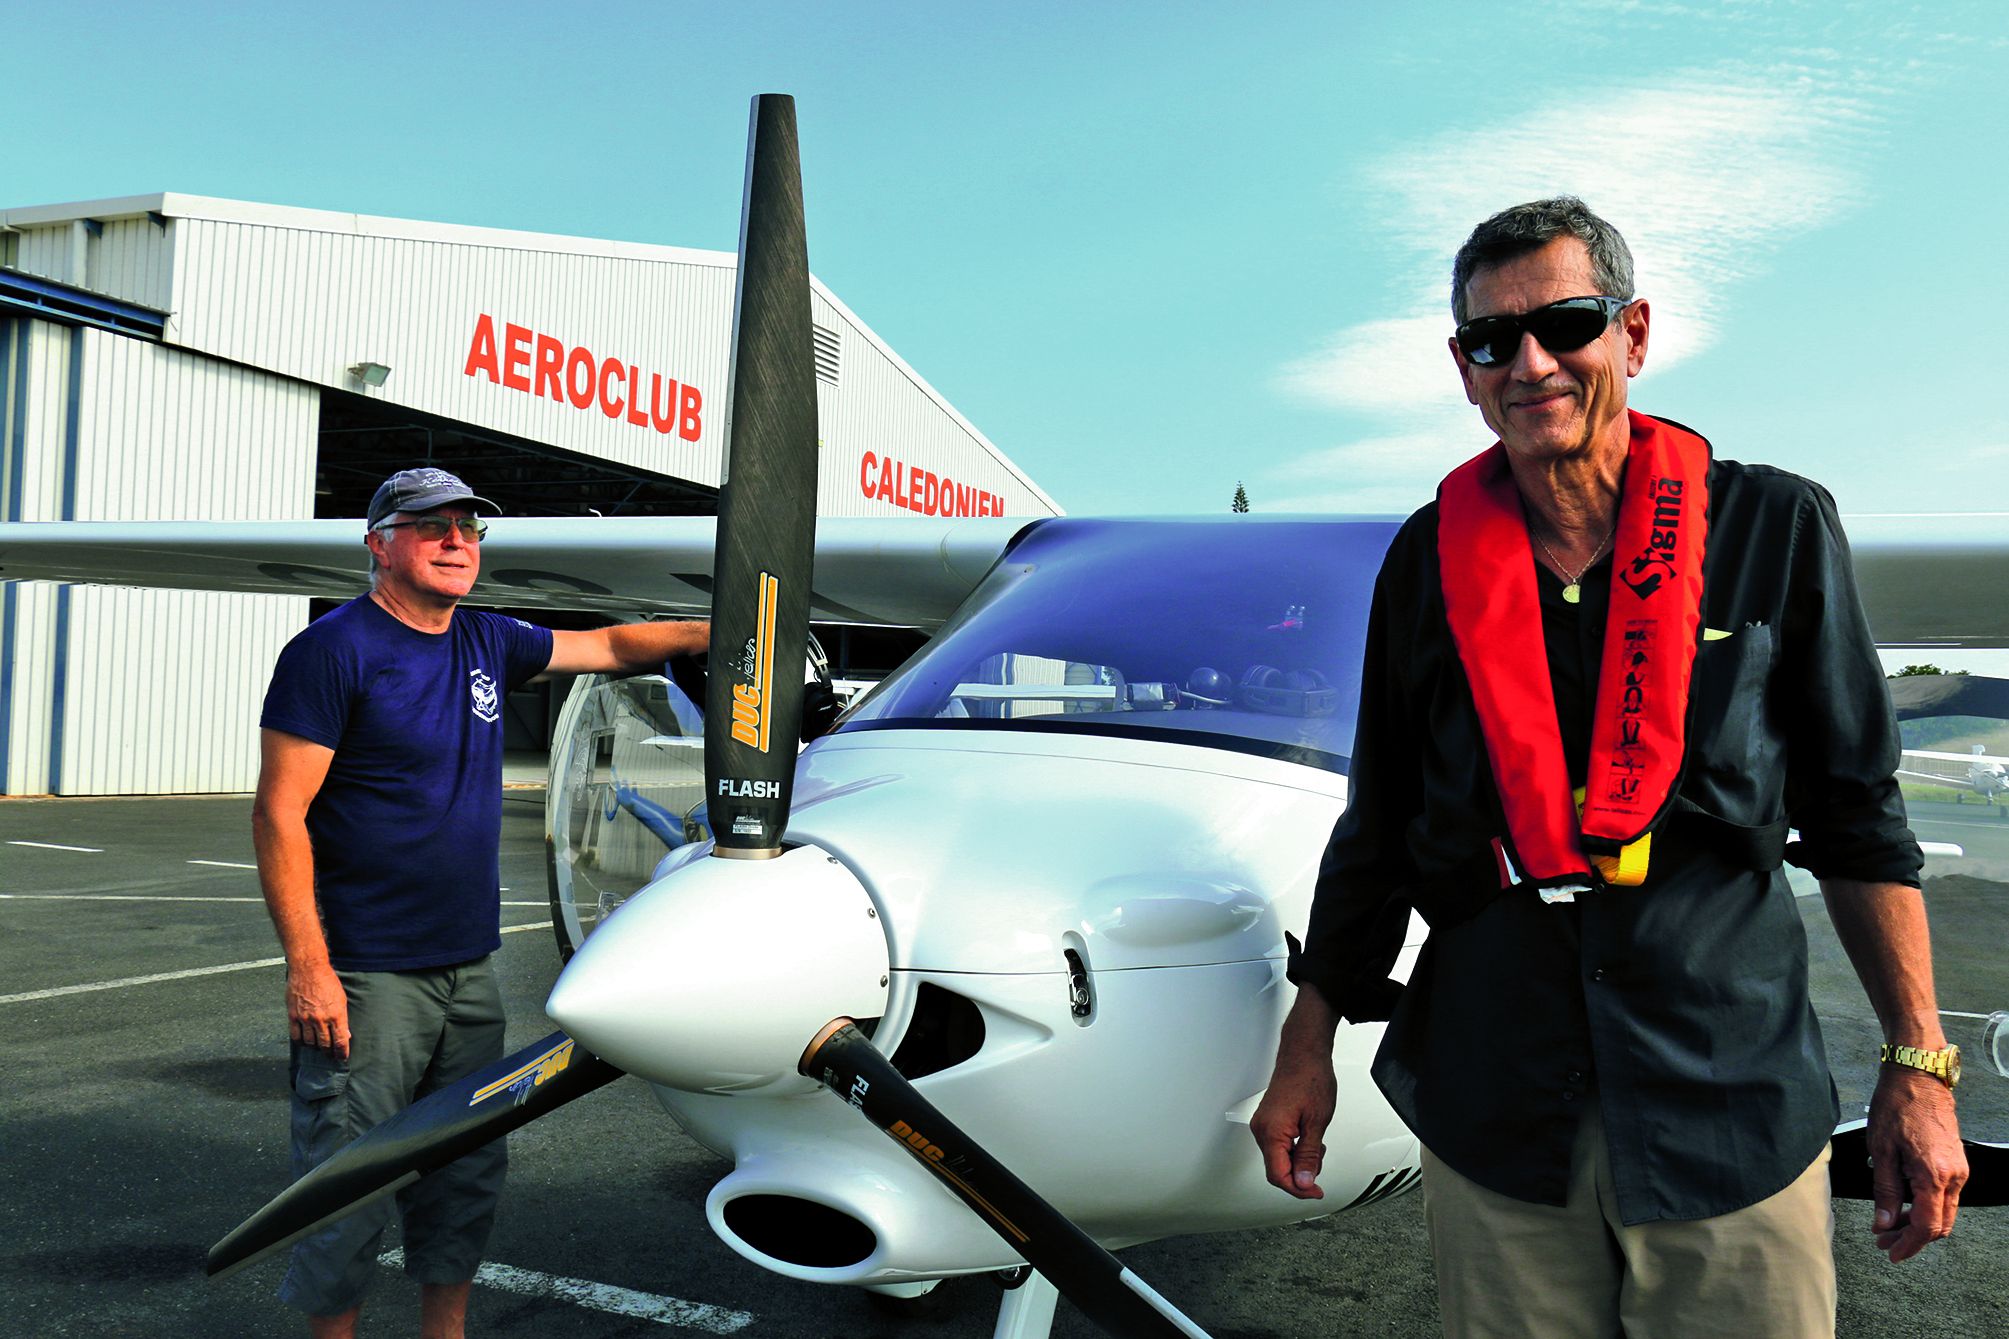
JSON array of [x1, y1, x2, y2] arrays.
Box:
[[4, 96, 2009, 1338], [1898, 745, 2009, 809]]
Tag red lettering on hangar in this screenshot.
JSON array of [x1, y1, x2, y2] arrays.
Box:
[[858, 451, 1004, 517], [462, 314, 704, 442]]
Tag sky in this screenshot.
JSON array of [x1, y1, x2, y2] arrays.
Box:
[[5, 2, 2004, 526]]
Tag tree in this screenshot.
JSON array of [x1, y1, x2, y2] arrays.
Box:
[[1889, 664, 1968, 678], [1231, 482, 1249, 514]]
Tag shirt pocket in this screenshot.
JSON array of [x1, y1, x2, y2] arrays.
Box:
[[1686, 623, 1778, 819]]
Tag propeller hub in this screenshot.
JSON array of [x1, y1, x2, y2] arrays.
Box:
[[547, 842, 889, 1095]]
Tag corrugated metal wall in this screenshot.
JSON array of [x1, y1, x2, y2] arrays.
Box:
[[150, 206, 1055, 519], [0, 322, 316, 795], [1, 194, 1059, 793], [810, 288, 1051, 519], [168, 216, 741, 490], [2, 319, 72, 796], [85, 216, 177, 314], [8, 197, 1057, 518], [12, 220, 88, 287]]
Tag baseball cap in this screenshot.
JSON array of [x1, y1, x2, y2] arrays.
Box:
[[366, 468, 498, 528]]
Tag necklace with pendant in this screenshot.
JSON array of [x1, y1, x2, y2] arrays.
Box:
[[1534, 525, 1614, 605]]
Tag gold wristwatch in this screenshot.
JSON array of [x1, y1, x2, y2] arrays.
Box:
[[1879, 1043, 1961, 1089]]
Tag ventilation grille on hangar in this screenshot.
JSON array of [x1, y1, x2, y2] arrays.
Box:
[[813, 323, 841, 386]]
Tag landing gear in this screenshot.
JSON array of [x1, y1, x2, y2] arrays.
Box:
[[991, 1270, 1062, 1339]]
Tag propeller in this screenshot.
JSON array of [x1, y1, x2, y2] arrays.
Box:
[[206, 1031, 620, 1277], [801, 1019, 1215, 1338], [210, 95, 1224, 1338], [703, 92, 820, 859]]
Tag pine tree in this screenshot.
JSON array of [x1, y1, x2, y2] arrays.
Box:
[[1231, 482, 1250, 513]]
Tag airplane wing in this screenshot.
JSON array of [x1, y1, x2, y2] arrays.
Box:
[[0, 514, 1032, 629], [1896, 765, 1974, 787], [1902, 748, 2009, 766], [1888, 673, 2009, 721], [3, 510, 2001, 640], [1846, 514, 2009, 650]]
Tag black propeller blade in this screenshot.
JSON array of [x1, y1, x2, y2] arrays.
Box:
[[705, 92, 820, 858], [207, 1031, 621, 1279], [801, 1020, 1214, 1339], [1829, 1119, 2009, 1206]]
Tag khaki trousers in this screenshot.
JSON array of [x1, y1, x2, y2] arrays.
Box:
[[1421, 1104, 1835, 1339]]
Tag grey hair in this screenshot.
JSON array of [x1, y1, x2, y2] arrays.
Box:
[[1450, 197, 1635, 323], [365, 515, 395, 579]]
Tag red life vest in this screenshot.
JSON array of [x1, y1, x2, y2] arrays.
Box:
[[1436, 411, 1710, 889]]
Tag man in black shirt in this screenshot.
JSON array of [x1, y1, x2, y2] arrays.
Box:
[[1251, 199, 1966, 1337]]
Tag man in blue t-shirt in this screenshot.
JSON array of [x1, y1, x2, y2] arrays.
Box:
[[252, 467, 708, 1339]]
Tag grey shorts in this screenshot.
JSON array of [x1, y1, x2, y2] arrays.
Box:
[[279, 956, 508, 1316]]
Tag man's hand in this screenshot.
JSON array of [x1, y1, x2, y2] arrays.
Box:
[[287, 960, 351, 1060], [1251, 987, 1342, 1199], [1252, 1052, 1337, 1199], [1867, 1065, 1967, 1261], [1819, 877, 1967, 1261]]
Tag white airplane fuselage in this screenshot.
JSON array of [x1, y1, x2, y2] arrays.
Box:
[[1899, 747, 2009, 803], [548, 724, 1422, 1287]]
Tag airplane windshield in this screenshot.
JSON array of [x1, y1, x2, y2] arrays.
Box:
[[835, 517, 1401, 772]]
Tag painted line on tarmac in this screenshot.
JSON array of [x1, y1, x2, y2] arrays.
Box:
[[0, 891, 549, 907], [7, 840, 103, 852], [0, 921, 553, 1005], [188, 859, 258, 869], [1943, 1010, 1993, 1020], [378, 1248, 756, 1332], [501, 920, 554, 934], [0, 956, 287, 1003], [0, 893, 265, 903]]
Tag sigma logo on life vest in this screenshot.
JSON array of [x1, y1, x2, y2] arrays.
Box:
[[462, 314, 705, 442], [729, 572, 780, 752], [1620, 476, 1684, 599], [859, 451, 1006, 517]]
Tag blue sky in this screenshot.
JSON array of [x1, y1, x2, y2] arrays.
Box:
[[5, 1, 2005, 528]]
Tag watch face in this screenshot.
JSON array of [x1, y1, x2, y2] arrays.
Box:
[[1947, 1046, 1962, 1086]]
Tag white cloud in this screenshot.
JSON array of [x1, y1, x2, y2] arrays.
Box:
[[1258, 411, 1478, 514], [1274, 63, 1875, 492], [1274, 316, 1466, 418], [1932, 442, 2009, 469]]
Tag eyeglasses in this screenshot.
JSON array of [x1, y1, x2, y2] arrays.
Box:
[[375, 515, 488, 542], [1454, 295, 1632, 368]]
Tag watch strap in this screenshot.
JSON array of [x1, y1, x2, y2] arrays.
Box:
[[1879, 1042, 1961, 1088]]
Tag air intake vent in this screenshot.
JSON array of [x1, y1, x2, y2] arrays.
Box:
[[812, 322, 841, 385], [720, 1194, 877, 1268], [888, 983, 986, 1079]]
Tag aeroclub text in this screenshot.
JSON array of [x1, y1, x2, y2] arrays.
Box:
[[462, 314, 705, 442]]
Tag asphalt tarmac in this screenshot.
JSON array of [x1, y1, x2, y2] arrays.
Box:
[[2, 792, 2004, 1339]]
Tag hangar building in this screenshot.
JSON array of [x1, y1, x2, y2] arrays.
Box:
[[0, 194, 1056, 796]]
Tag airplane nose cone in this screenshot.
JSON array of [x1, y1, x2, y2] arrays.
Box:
[[547, 842, 889, 1094]]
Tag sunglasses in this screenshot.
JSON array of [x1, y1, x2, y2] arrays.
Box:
[[376, 515, 489, 542], [1454, 295, 1632, 368]]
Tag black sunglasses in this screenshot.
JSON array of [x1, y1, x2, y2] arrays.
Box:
[[375, 515, 488, 542], [1455, 295, 1632, 368]]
